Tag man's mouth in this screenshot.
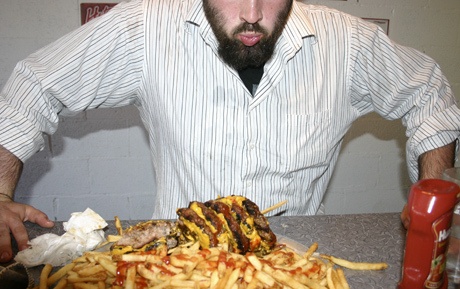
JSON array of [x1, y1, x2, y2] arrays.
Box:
[[238, 33, 263, 47]]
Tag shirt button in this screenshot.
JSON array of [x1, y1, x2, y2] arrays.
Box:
[[249, 143, 255, 149], [246, 181, 252, 187]]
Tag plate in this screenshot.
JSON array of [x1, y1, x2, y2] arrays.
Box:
[[276, 235, 309, 254]]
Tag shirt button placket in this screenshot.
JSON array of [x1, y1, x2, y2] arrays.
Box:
[[243, 109, 257, 192]]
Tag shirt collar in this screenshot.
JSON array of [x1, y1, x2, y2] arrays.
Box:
[[185, 0, 316, 48], [185, 0, 215, 43], [282, 1, 316, 50]]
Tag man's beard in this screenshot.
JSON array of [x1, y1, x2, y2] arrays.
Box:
[[203, 0, 293, 70]]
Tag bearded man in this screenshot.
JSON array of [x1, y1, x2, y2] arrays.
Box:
[[0, 0, 458, 262]]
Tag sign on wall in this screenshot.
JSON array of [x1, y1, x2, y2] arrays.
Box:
[[80, 3, 118, 25], [363, 18, 390, 35]]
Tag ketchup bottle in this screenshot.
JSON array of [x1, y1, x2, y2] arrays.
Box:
[[398, 179, 460, 289]]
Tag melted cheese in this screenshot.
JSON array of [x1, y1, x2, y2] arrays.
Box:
[[180, 196, 274, 255], [217, 196, 263, 252], [179, 218, 212, 249]]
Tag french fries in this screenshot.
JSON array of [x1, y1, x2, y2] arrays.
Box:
[[39, 264, 53, 289], [320, 254, 388, 271], [35, 239, 388, 289], [34, 215, 387, 289]]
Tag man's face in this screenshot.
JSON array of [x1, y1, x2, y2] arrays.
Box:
[[203, 0, 293, 70]]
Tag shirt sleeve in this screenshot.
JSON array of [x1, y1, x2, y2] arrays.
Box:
[[348, 17, 460, 182], [0, 0, 145, 162]]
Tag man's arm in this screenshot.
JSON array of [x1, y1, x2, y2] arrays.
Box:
[[0, 145, 54, 263], [418, 141, 456, 180], [0, 145, 23, 199], [401, 141, 457, 228]]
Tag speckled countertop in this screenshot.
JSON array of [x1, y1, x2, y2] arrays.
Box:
[[21, 212, 405, 289], [268, 213, 405, 289]]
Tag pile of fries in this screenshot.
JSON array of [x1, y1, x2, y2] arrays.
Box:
[[34, 239, 387, 289]]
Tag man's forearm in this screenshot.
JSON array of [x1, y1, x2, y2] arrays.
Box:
[[418, 141, 457, 179], [0, 145, 23, 200]]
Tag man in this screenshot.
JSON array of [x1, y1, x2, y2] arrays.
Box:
[[0, 0, 458, 263]]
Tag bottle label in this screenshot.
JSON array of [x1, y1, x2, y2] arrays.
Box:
[[424, 212, 452, 289]]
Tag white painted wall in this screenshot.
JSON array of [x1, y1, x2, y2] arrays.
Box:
[[1, 0, 459, 221]]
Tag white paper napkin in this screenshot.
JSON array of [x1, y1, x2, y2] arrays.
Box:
[[15, 208, 108, 267]]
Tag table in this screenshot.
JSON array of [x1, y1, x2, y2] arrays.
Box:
[[23, 212, 405, 289]]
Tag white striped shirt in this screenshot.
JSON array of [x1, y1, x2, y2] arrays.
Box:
[[1, 0, 459, 219]]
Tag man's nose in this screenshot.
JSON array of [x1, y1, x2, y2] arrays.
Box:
[[239, 0, 263, 24]]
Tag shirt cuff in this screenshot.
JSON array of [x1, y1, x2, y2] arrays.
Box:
[[406, 105, 460, 182]]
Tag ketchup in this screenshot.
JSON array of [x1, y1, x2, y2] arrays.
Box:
[[399, 179, 460, 289]]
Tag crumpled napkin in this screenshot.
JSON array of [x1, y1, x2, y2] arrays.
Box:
[[14, 208, 108, 267]]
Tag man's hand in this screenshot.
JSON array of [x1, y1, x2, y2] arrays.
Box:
[[401, 204, 410, 229], [0, 200, 54, 263], [0, 145, 54, 262]]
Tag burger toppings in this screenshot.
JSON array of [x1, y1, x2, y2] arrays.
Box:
[[176, 205, 219, 247], [111, 195, 277, 257], [205, 199, 251, 253], [177, 195, 277, 255], [243, 197, 277, 250]]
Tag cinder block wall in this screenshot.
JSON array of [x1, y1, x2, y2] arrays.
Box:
[[0, 0, 459, 220]]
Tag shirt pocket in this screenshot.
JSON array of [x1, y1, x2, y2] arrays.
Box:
[[281, 110, 332, 173]]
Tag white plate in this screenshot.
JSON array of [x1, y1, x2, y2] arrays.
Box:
[[276, 235, 309, 253]]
